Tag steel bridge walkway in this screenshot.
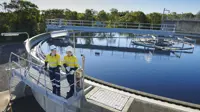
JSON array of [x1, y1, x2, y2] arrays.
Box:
[[46, 19, 176, 37]]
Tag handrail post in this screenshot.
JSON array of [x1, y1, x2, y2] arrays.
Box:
[[138, 23, 140, 29], [59, 19, 62, 26], [173, 24, 176, 32], [74, 73, 77, 96], [8, 53, 13, 100], [44, 69, 48, 96], [81, 55, 85, 96], [17, 56, 22, 74]]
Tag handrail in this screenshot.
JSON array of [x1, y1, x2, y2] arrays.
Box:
[[46, 19, 176, 32], [46, 19, 175, 26], [9, 52, 84, 99]]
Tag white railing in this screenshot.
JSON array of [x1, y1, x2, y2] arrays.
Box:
[[8, 52, 84, 103], [46, 19, 176, 32]]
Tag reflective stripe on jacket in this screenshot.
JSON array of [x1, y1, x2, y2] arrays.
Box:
[[63, 55, 79, 68], [45, 54, 61, 68]]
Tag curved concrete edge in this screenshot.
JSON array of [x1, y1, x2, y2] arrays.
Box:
[[25, 32, 200, 110], [85, 75, 200, 110], [25, 32, 50, 54]]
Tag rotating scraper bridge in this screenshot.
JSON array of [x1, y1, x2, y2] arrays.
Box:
[[8, 19, 200, 112]]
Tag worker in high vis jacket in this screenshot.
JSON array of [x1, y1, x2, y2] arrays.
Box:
[[63, 46, 79, 99], [44, 46, 61, 96]]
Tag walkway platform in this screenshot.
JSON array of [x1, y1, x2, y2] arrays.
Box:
[[46, 19, 176, 37]]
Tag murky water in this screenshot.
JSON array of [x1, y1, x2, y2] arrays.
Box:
[[41, 33, 200, 104]]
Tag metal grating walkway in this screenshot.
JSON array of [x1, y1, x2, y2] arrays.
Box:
[[88, 88, 130, 111]]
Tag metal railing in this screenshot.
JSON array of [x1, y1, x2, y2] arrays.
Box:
[[46, 19, 176, 32], [8, 52, 84, 101]]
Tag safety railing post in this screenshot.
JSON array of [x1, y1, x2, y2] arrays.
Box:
[[81, 71, 84, 96], [59, 19, 62, 26], [74, 73, 77, 96], [81, 55, 85, 96], [173, 24, 176, 32], [8, 53, 13, 100], [138, 23, 140, 29], [17, 56, 22, 74], [44, 69, 48, 96]]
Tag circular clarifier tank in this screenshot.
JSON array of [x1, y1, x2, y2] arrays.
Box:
[[40, 32, 200, 104]]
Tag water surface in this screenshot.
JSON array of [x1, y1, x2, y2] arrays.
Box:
[[41, 33, 200, 104]]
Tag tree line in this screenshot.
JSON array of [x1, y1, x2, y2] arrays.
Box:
[[0, 1, 200, 37]]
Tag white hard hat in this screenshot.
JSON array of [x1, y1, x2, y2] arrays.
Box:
[[50, 45, 56, 51], [66, 46, 73, 53]]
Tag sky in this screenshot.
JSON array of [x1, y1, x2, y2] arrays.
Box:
[[1, 0, 200, 14]]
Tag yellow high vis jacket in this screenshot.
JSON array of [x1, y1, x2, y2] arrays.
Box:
[[63, 55, 79, 68], [45, 54, 61, 68]]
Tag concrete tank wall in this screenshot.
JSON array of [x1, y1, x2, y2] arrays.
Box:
[[164, 20, 200, 34]]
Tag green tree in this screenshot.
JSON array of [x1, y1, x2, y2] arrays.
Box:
[[1, 1, 42, 36], [123, 12, 135, 22], [110, 8, 119, 22], [78, 13, 85, 20], [167, 12, 181, 20], [43, 9, 65, 19], [84, 9, 96, 20], [64, 9, 71, 19], [132, 11, 147, 23], [70, 11, 78, 20], [147, 12, 162, 24], [97, 10, 108, 21], [196, 11, 200, 19], [181, 13, 194, 19]]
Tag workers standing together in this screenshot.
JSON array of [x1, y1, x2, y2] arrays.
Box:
[[44, 45, 79, 98], [44, 46, 61, 96]]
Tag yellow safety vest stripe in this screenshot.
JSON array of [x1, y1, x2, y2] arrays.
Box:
[[45, 54, 61, 67], [63, 55, 79, 68]]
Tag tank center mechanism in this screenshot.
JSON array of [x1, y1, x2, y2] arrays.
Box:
[[131, 35, 196, 51]]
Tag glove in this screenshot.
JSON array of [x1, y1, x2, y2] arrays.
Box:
[[65, 67, 69, 74], [66, 67, 70, 71], [57, 65, 61, 69], [63, 64, 67, 68], [74, 67, 78, 71], [70, 70, 75, 75]]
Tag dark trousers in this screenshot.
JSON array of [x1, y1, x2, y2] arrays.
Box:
[[66, 74, 74, 97], [49, 67, 60, 96]]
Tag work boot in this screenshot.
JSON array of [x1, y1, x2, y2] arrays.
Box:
[[66, 92, 73, 99], [53, 86, 56, 94], [57, 90, 61, 96]]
